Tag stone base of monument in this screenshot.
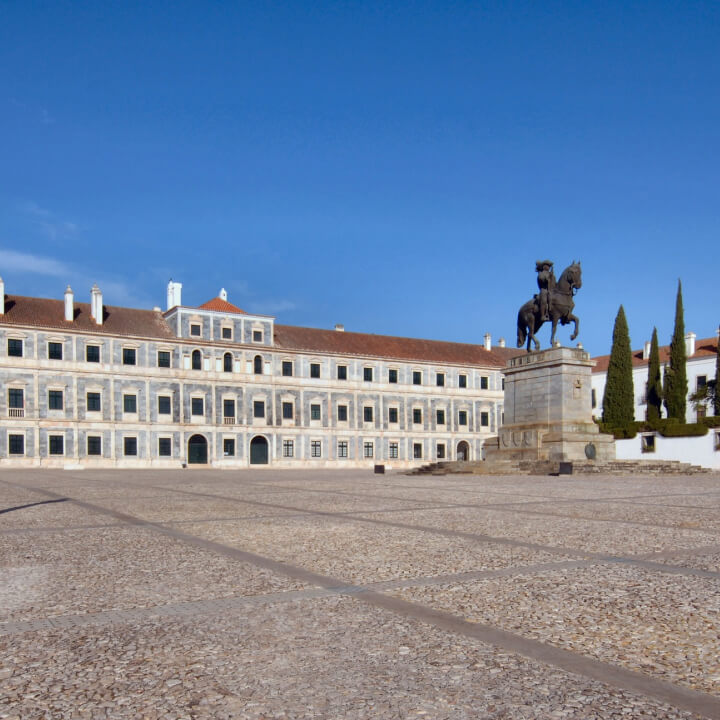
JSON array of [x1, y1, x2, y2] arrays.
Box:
[[484, 346, 615, 466]]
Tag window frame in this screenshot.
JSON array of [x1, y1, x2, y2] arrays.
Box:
[[337, 365, 348, 381], [310, 362, 321, 379], [458, 373, 467, 389], [310, 403, 321, 421], [337, 404, 348, 422], [388, 407, 399, 424], [190, 323, 202, 337], [412, 370, 422, 386], [47, 341, 63, 360], [223, 438, 235, 456], [283, 439, 294, 457], [86, 391, 102, 413], [123, 393, 138, 414], [191, 396, 205, 417], [158, 395, 172, 415], [310, 440, 322, 458], [48, 389, 64, 411], [158, 437, 172, 456], [86, 344, 101, 363], [458, 410, 468, 426], [49, 434, 64, 455], [282, 360, 294, 377], [436, 408, 446, 425], [87, 435, 102, 456], [7, 338, 23, 357], [253, 400, 265, 418], [157, 350, 171, 368], [282, 401, 294, 420], [388, 368, 398, 384], [122, 348, 137, 366], [338, 440, 348, 458], [8, 433, 25, 455], [363, 441, 374, 458], [363, 367, 373, 382], [389, 442, 399, 459], [123, 436, 138, 456], [412, 408, 422, 425], [363, 406, 374, 423], [8, 388, 24, 409]]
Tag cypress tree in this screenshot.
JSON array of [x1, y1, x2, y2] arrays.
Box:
[[602, 305, 635, 425], [646, 327, 662, 421], [663, 280, 688, 421]]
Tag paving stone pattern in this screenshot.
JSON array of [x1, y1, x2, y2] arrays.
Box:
[[1, 469, 720, 719]]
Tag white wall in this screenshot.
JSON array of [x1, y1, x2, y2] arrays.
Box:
[[615, 431, 720, 469]]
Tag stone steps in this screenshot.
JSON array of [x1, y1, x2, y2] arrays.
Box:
[[408, 458, 711, 477]]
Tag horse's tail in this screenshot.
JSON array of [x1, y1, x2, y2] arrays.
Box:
[[517, 309, 527, 348]]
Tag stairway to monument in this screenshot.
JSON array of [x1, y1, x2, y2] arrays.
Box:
[[407, 458, 710, 477]]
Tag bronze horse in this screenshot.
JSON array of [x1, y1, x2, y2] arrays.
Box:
[[517, 261, 582, 352]]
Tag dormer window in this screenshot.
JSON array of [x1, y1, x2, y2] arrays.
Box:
[[190, 324, 201, 337], [253, 330, 263, 343], [222, 327, 232, 340]]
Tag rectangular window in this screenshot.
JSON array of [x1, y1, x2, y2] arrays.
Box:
[[253, 400, 265, 418], [222, 327, 232, 340], [363, 406, 373, 423], [363, 442, 374, 458], [413, 371, 422, 385], [86, 345, 100, 363], [283, 439, 294, 458], [9, 434, 24, 455], [7, 338, 23, 357], [388, 407, 398, 424], [641, 434, 656, 453], [388, 368, 398, 384], [591, 389, 597, 409], [48, 390, 64, 410], [697, 375, 707, 389], [282, 402, 294, 419], [158, 437, 172, 456], [363, 367, 373, 382], [480, 411, 489, 427], [8, 388, 24, 409], [436, 373, 445, 387], [124, 437, 138, 456], [458, 374, 467, 388], [48, 342, 63, 360], [437, 443, 445, 459], [413, 443, 423, 459], [122, 348, 136, 366], [459, 410, 468, 426], [123, 394, 137, 414], [253, 330, 263, 342], [337, 365, 347, 380], [49, 435, 64, 455], [310, 404, 321, 421], [223, 438, 235, 456], [87, 436, 102, 456], [223, 399, 235, 419], [389, 442, 398, 459], [436, 409, 445, 425], [311, 440, 322, 457], [501, 378, 505, 390], [413, 408, 422, 424], [87, 392, 101, 412], [157, 351, 171, 368], [158, 396, 171, 415], [310, 363, 320, 378], [191, 397, 204, 416], [190, 324, 201, 336], [338, 440, 348, 458], [480, 376, 489, 390], [337, 404, 348, 422], [282, 360, 293, 377]]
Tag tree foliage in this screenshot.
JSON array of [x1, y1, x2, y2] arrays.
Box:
[[663, 280, 688, 420], [645, 327, 662, 421], [602, 305, 635, 425]]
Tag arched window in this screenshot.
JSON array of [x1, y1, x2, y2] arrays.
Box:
[[192, 350, 202, 370], [254, 355, 263, 375], [223, 352, 233, 373]]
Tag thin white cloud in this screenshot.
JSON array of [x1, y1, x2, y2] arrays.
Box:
[[0, 249, 72, 277], [19, 200, 79, 241], [19, 201, 51, 218]]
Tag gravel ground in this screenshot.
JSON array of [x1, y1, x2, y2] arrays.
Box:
[[1, 468, 719, 719]]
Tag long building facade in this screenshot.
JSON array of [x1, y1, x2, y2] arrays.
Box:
[[0, 278, 518, 469]]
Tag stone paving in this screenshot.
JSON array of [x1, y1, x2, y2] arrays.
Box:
[[1, 469, 720, 719]]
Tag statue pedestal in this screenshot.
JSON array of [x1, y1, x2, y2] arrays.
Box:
[[485, 346, 615, 464]]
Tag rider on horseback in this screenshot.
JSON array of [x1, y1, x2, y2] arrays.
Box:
[[535, 260, 556, 322]]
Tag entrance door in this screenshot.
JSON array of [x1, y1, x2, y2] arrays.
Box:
[[457, 441, 470, 462], [188, 435, 208, 464], [250, 436, 269, 465]]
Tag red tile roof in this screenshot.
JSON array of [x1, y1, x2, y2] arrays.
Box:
[[0, 295, 175, 340], [274, 324, 523, 367], [592, 336, 719, 373], [198, 297, 247, 314]]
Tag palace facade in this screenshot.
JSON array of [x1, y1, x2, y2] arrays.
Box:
[[0, 278, 519, 469]]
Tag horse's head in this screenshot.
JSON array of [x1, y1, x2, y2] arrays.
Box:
[[564, 260, 582, 290]]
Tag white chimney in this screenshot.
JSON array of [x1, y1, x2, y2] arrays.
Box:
[[334, 324, 345, 332], [0, 276, 4, 315], [685, 332, 696, 357], [219, 288, 227, 301], [498, 337, 506, 348], [64, 285, 74, 322], [643, 341, 651, 360], [90, 284, 103, 325], [484, 333, 492, 351], [166, 280, 182, 311]]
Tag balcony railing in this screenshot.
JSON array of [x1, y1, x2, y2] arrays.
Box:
[[8, 408, 25, 418], [223, 416, 236, 425]]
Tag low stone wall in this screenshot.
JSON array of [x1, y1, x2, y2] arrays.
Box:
[[615, 430, 720, 469]]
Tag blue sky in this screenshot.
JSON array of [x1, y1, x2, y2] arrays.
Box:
[[1, 1, 718, 354]]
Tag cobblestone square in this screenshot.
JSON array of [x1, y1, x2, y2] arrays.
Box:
[[2, 468, 720, 719]]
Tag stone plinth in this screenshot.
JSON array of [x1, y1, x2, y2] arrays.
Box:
[[485, 346, 615, 464]]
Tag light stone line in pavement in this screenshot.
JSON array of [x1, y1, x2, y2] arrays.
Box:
[[0, 559, 595, 637], [0, 521, 124, 535], [144, 481, 720, 581], [3, 478, 720, 719]]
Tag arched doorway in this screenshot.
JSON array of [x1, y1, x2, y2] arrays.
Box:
[[457, 441, 470, 462], [250, 436, 269, 465], [188, 434, 208, 464]]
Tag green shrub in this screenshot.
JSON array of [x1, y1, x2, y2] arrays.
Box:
[[660, 423, 708, 437], [701, 416, 720, 428]]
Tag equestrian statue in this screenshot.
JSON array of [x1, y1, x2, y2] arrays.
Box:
[[517, 260, 582, 352]]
